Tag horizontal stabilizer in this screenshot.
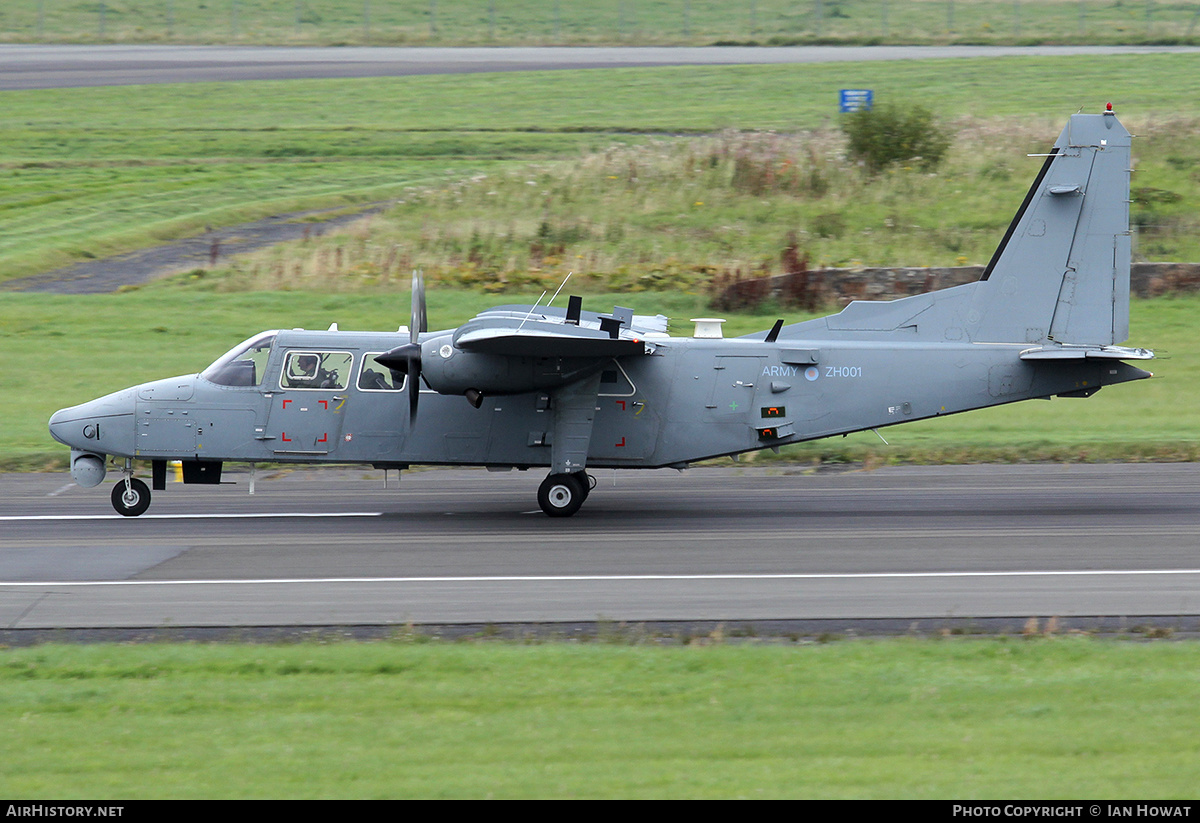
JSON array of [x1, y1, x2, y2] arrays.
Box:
[[1019, 345, 1154, 361]]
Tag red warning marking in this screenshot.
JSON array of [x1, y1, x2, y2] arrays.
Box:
[[281, 432, 291, 442], [282, 399, 292, 409], [319, 400, 329, 409], [615, 437, 626, 447], [317, 433, 328, 443], [616, 400, 626, 410]]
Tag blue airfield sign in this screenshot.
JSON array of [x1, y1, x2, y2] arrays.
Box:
[[839, 89, 874, 112]]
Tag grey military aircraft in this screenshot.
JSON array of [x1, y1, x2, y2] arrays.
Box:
[[49, 107, 1154, 517]]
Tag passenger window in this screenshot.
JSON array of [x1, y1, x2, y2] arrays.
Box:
[[281, 351, 352, 390], [358, 354, 406, 392]]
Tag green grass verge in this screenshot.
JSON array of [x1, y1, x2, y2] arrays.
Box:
[[6, 286, 1197, 469], [4, 0, 1200, 46], [2, 637, 1198, 798], [5, 54, 1200, 283]]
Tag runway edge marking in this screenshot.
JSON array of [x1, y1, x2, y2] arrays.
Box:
[[5, 569, 1200, 587]]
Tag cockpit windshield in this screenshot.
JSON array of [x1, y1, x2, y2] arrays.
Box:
[[200, 331, 277, 387]]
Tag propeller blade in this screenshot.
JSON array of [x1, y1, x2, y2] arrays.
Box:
[[381, 270, 428, 425], [411, 269, 427, 340], [408, 370, 420, 424], [409, 270, 428, 424]]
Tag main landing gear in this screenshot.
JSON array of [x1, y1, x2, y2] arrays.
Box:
[[537, 471, 596, 518]]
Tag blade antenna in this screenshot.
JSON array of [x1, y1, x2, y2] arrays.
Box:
[[764, 319, 784, 343]]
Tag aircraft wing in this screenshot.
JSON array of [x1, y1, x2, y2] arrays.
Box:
[[452, 316, 648, 359], [477, 305, 669, 336]]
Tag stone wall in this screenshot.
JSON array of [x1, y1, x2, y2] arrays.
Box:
[[715, 262, 1200, 309], [1134, 262, 1200, 297]]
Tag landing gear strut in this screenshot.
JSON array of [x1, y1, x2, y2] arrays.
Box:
[[537, 471, 594, 517], [111, 476, 151, 517]]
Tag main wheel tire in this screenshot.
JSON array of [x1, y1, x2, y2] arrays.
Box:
[[537, 473, 585, 518], [111, 477, 151, 517], [571, 471, 596, 501]]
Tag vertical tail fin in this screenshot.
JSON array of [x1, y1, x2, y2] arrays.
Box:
[[972, 108, 1131, 346]]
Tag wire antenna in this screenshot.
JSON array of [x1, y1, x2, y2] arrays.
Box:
[[546, 271, 573, 307], [517, 290, 548, 332]]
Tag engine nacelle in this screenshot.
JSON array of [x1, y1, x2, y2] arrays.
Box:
[[417, 336, 603, 397]]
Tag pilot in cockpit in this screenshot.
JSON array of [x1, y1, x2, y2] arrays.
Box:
[[288, 353, 339, 388]]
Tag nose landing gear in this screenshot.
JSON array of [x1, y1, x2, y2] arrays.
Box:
[[111, 459, 150, 517], [111, 476, 151, 517]]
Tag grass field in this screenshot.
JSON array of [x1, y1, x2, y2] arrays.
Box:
[[2, 637, 1198, 798], [5, 54, 1200, 284], [3, 0, 1200, 46]]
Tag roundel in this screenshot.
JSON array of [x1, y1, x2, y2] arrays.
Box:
[[804, 366, 819, 382]]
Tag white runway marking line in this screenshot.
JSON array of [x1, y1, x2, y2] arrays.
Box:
[[0, 512, 384, 521], [4, 569, 1200, 588]]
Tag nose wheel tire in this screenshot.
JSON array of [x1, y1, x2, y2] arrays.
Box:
[[111, 478, 151, 517], [538, 473, 586, 518]]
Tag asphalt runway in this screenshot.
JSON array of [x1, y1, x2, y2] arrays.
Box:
[[4, 44, 1200, 90], [3, 464, 1198, 634]]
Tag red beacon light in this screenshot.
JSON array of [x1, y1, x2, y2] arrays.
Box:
[[1105, 102, 1114, 113]]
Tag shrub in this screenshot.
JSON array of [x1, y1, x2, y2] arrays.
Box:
[[841, 103, 951, 174]]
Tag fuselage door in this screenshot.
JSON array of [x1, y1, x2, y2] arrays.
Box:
[[706, 355, 767, 421], [265, 350, 353, 455], [591, 360, 662, 460]]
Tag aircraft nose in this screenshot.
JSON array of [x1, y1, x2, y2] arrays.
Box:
[[48, 404, 110, 449], [47, 407, 74, 447], [48, 388, 137, 452]]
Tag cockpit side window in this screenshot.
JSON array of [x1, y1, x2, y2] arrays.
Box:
[[281, 351, 353, 390], [201, 332, 276, 387], [358, 354, 406, 392]]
